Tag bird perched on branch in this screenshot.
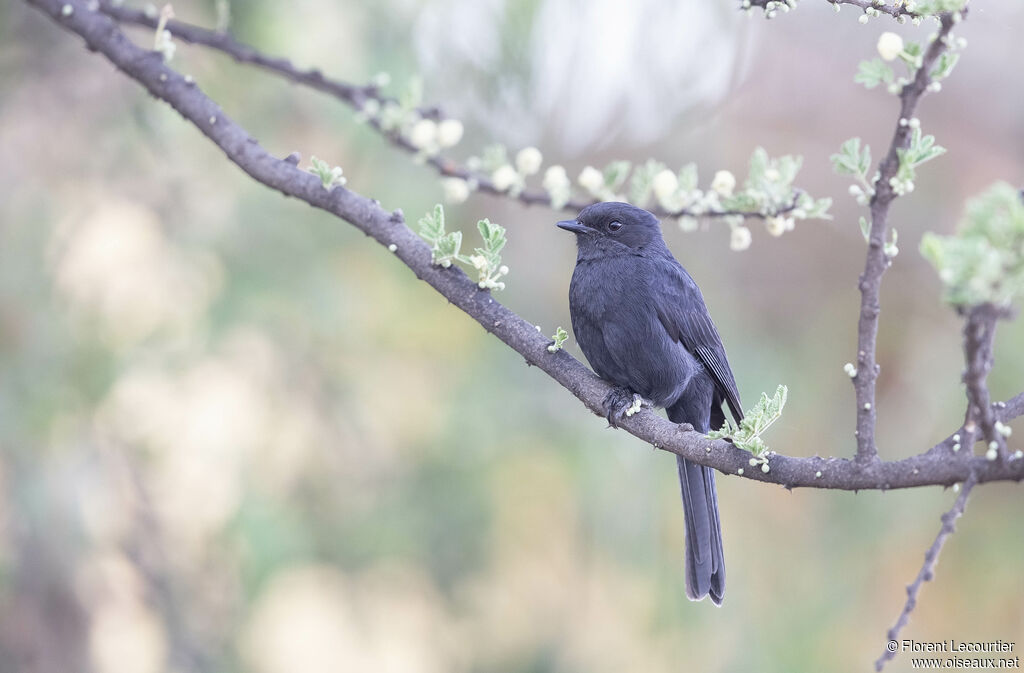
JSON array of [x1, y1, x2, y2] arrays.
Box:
[[557, 202, 742, 605]]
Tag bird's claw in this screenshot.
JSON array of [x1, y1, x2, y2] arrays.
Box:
[[603, 387, 645, 428]]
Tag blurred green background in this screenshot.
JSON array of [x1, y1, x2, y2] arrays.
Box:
[[1, 1, 1022, 671]]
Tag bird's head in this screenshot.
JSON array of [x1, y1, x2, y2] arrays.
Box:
[[556, 202, 665, 256]]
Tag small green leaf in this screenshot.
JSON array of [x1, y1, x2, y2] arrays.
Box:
[[931, 51, 960, 81], [398, 76, 423, 111], [678, 163, 699, 192], [707, 385, 788, 457], [855, 59, 895, 90], [629, 159, 666, 205], [547, 326, 569, 353], [603, 160, 632, 192], [831, 138, 871, 178]]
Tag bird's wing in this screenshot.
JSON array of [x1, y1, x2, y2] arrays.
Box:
[[653, 262, 743, 424]]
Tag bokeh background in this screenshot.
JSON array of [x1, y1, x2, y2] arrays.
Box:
[[1, 1, 1022, 671]]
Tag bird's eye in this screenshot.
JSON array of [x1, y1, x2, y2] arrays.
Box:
[[608, 221, 623, 232]]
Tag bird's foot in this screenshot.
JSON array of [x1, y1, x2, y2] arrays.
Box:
[[603, 387, 646, 428]]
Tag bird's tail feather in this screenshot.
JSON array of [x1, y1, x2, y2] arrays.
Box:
[[676, 456, 725, 605]]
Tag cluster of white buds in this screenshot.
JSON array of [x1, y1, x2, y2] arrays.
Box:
[[889, 175, 914, 196], [515, 147, 543, 176], [485, 147, 544, 197], [730, 223, 752, 251], [711, 170, 736, 197], [491, 165, 519, 193], [651, 169, 704, 213], [578, 166, 605, 196], [441, 178, 470, 204], [406, 118, 464, 157], [765, 215, 795, 237], [743, 0, 797, 20], [848, 181, 877, 206], [543, 165, 572, 209]]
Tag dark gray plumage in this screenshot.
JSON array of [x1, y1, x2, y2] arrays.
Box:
[[557, 202, 742, 606]]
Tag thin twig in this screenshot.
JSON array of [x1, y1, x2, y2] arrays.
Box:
[[962, 303, 1010, 458], [747, 0, 919, 18], [96, 0, 801, 222], [25, 0, 1024, 492], [852, 9, 962, 463], [874, 474, 977, 671]]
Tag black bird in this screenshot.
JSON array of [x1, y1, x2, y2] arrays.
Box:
[[557, 202, 742, 605]]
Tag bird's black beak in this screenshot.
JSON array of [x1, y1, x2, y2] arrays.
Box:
[[556, 219, 590, 235]]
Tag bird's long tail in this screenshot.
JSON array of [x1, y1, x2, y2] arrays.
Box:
[[668, 402, 725, 605]]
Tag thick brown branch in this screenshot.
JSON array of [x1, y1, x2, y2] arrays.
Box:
[[874, 475, 977, 671], [853, 10, 961, 463], [96, 0, 800, 222], [25, 0, 1024, 492]]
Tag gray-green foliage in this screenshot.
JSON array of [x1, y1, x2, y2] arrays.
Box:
[[931, 51, 960, 81], [547, 326, 569, 353], [417, 204, 463, 268], [308, 156, 346, 189], [725, 148, 809, 215], [854, 59, 895, 90], [628, 159, 666, 205], [831, 137, 872, 180], [468, 218, 509, 290], [602, 160, 632, 194], [417, 205, 509, 290], [914, 0, 968, 13], [706, 384, 788, 457], [921, 182, 1024, 307], [892, 126, 945, 194]]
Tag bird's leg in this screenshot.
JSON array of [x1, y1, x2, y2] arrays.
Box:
[[603, 387, 646, 428]]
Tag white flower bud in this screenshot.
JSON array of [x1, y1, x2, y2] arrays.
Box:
[[652, 170, 679, 203], [765, 216, 788, 237], [859, 13, 869, 23], [844, 362, 858, 377], [877, 32, 904, 61], [436, 119, 464, 148], [578, 166, 605, 194], [543, 165, 569, 189], [408, 119, 437, 150], [491, 165, 519, 192], [442, 177, 470, 204], [515, 147, 543, 175], [711, 170, 736, 197], [730, 226, 752, 251]]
